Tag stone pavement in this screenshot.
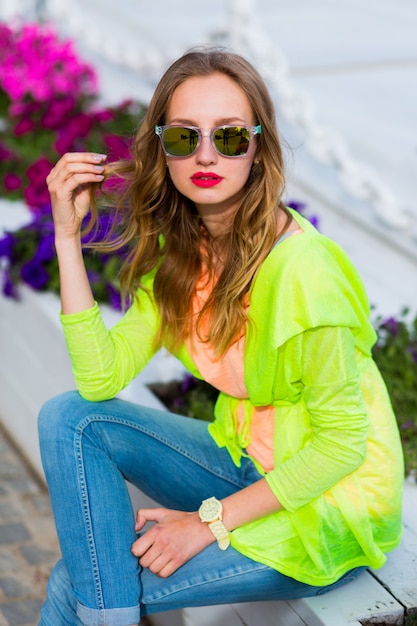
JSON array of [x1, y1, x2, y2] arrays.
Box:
[[0, 421, 60, 626], [0, 422, 158, 626]]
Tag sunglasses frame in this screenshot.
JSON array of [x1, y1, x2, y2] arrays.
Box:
[[155, 124, 262, 158]]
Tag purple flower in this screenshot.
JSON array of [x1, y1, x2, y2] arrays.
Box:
[[0, 233, 14, 260], [86, 269, 101, 284], [180, 374, 197, 394], [20, 260, 50, 290], [287, 200, 319, 229], [107, 284, 122, 311], [172, 397, 185, 409], [287, 200, 307, 214], [35, 232, 55, 262], [2, 268, 18, 298], [30, 201, 53, 217], [407, 345, 417, 364], [381, 316, 399, 336]]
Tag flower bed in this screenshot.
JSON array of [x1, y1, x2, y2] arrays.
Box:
[[0, 20, 145, 307]]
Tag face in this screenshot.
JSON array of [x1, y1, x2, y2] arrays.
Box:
[[164, 73, 258, 230]]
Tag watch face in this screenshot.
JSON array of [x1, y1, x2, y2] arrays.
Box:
[[199, 497, 222, 522]]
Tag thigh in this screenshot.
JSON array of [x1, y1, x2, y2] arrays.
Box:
[[42, 391, 263, 511], [95, 397, 263, 510]]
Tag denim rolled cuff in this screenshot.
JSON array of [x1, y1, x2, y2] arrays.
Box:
[[77, 601, 140, 626]]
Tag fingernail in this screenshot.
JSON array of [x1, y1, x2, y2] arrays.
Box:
[[93, 154, 107, 161]]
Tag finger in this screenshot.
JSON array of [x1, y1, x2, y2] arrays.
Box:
[[50, 161, 106, 182], [58, 152, 107, 166], [47, 153, 107, 185], [143, 552, 171, 576], [131, 530, 153, 558], [48, 170, 105, 198], [157, 560, 180, 578], [134, 507, 168, 531]]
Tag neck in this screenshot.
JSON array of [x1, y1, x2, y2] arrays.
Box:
[[196, 203, 236, 239]]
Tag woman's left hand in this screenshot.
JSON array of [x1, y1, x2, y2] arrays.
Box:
[[131, 507, 215, 577]]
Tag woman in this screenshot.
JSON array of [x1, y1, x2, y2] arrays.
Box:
[[39, 47, 404, 626]]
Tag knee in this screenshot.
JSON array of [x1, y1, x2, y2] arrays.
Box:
[[38, 390, 89, 444]]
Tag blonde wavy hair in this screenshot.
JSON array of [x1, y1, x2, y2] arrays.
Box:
[[91, 47, 289, 356]]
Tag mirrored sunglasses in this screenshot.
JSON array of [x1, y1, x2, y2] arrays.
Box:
[[155, 124, 262, 158]]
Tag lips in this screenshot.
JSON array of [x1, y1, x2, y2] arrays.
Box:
[[191, 172, 223, 188]]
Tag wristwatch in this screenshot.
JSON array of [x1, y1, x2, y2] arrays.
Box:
[[198, 496, 230, 550]]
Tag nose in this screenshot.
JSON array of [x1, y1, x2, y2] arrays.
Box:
[[196, 132, 218, 164]]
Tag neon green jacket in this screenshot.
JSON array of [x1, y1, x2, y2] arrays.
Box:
[[61, 209, 404, 585]]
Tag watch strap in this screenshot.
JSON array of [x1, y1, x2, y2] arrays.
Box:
[[208, 519, 230, 550]]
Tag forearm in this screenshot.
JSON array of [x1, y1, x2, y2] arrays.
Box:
[[132, 480, 284, 577], [221, 478, 283, 531], [46, 151, 107, 314], [55, 235, 95, 314]]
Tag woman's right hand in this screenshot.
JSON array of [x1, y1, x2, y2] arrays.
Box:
[[46, 152, 107, 240]]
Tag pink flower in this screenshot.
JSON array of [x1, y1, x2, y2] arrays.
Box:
[[26, 157, 54, 184], [24, 181, 51, 209], [23, 158, 54, 209], [13, 118, 36, 136], [93, 109, 115, 123], [54, 113, 93, 154], [105, 134, 131, 160], [0, 22, 98, 103], [41, 97, 76, 129], [0, 143, 14, 160], [9, 101, 41, 118], [4, 172, 22, 191]]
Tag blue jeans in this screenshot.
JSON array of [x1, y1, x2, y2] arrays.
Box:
[[38, 391, 364, 626]]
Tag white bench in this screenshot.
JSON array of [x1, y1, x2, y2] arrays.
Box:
[[148, 480, 417, 626]]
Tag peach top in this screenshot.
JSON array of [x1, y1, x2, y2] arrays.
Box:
[[185, 298, 275, 472], [185, 229, 303, 472]]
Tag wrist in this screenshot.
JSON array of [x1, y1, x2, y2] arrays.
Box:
[[189, 511, 216, 546], [198, 497, 230, 550], [54, 230, 81, 244], [54, 233, 83, 254]]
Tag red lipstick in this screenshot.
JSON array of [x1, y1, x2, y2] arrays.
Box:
[[191, 172, 223, 188]]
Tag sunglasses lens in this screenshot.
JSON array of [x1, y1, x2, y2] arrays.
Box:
[[162, 127, 199, 156], [213, 127, 251, 156]]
